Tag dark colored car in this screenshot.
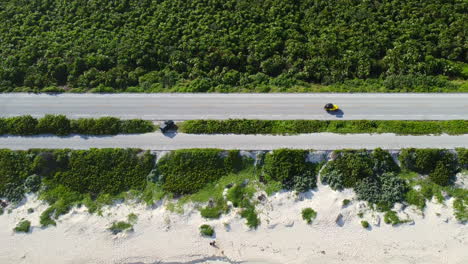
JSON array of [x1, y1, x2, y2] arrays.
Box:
[[160, 120, 177, 133]]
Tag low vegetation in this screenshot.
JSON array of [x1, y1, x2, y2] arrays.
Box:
[[0, 115, 155, 136], [301, 208, 317, 224], [180, 119, 468, 135], [262, 149, 318, 192], [157, 149, 246, 195], [109, 221, 133, 234], [383, 211, 411, 226], [361, 220, 370, 229], [199, 224, 214, 237], [1, 147, 466, 228], [14, 220, 31, 233]]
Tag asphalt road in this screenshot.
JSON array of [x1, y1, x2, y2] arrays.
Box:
[[1, 93, 467, 120], [0, 133, 466, 150]]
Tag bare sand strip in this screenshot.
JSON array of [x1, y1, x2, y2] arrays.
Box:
[[0, 133, 467, 150]]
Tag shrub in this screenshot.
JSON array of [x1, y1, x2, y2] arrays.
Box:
[[199, 224, 214, 237], [37, 114, 71, 136], [120, 119, 155, 134], [399, 148, 457, 175], [109, 221, 133, 234], [371, 148, 400, 175], [14, 220, 31, 233], [6, 115, 38, 135], [158, 149, 231, 194], [0, 115, 155, 135], [361, 220, 370, 228], [342, 199, 351, 207], [321, 150, 373, 189], [53, 149, 154, 197], [27, 208, 34, 214], [301, 208, 317, 224], [405, 189, 426, 210], [456, 148, 468, 169], [0, 149, 33, 201], [180, 120, 468, 135], [24, 174, 42, 193], [429, 162, 454, 186], [262, 149, 317, 191]]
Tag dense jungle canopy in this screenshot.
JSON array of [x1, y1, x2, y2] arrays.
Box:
[[0, 0, 466, 92]]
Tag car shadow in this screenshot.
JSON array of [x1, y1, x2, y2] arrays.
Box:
[[327, 109, 344, 118], [162, 130, 178, 138]]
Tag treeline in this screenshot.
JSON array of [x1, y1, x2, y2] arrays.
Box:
[[1, 148, 467, 225], [0, 0, 466, 93], [180, 119, 468, 135], [0, 115, 155, 135]]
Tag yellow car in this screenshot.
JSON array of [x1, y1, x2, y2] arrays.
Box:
[[324, 103, 339, 112]]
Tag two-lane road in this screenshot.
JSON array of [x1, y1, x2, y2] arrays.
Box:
[[1, 93, 467, 120]]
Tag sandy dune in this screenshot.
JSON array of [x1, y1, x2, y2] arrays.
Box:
[[1, 181, 467, 264]]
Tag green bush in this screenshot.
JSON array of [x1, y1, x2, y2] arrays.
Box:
[[321, 150, 374, 189], [361, 220, 370, 229], [53, 149, 154, 197], [342, 199, 351, 207], [0, 150, 33, 201], [429, 162, 454, 186], [14, 220, 31, 233], [399, 149, 458, 175], [120, 119, 155, 134], [301, 208, 317, 224], [456, 148, 468, 169], [6, 115, 38, 135], [400, 148, 458, 186], [109, 221, 133, 234], [158, 149, 233, 194], [0, 115, 155, 136], [37, 114, 71, 136], [180, 120, 468, 135], [405, 189, 426, 210], [354, 173, 407, 206], [199, 224, 214, 237], [262, 149, 317, 191]]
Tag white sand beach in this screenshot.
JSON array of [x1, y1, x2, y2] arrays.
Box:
[[1, 180, 467, 264]]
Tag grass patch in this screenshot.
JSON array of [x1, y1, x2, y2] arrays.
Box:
[[200, 198, 229, 219], [180, 120, 468, 135], [240, 205, 260, 229], [109, 221, 133, 234], [453, 197, 467, 223], [14, 220, 31, 233], [383, 211, 411, 225], [199, 224, 214, 237], [342, 199, 351, 207], [301, 208, 317, 224]]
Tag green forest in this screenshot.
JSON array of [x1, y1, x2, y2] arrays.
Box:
[[0, 0, 466, 93]]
